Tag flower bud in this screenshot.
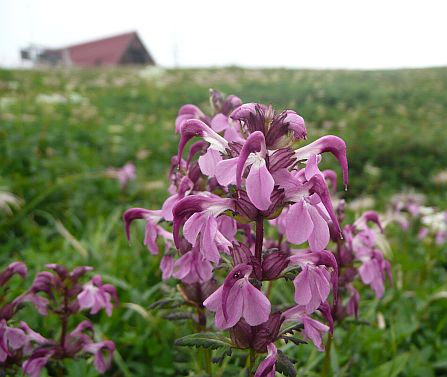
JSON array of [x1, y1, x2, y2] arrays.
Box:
[[261, 250, 290, 280]]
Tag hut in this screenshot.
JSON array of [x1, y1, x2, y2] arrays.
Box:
[[22, 32, 155, 67]]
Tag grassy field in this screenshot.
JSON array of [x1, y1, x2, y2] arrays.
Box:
[[1, 66, 447, 376]]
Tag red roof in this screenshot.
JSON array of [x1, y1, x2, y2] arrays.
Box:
[[64, 32, 140, 66]]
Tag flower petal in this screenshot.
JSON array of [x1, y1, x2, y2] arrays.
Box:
[[246, 159, 274, 211]]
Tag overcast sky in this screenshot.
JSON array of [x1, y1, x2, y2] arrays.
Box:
[[1, 0, 446, 69]]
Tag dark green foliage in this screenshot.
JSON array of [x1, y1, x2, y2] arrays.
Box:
[[175, 332, 233, 350]]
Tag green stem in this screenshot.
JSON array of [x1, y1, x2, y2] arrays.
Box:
[[249, 348, 256, 377], [321, 332, 333, 377]]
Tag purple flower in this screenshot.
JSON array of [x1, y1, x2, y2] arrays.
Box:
[[177, 119, 228, 166], [123, 208, 173, 254], [161, 176, 193, 221], [289, 250, 336, 313], [172, 245, 213, 284], [282, 306, 329, 351], [235, 131, 274, 211], [82, 340, 115, 373], [294, 135, 348, 189], [22, 348, 55, 377], [254, 342, 277, 377], [160, 255, 174, 280], [0, 261, 27, 286], [0, 319, 27, 362], [78, 275, 118, 316], [19, 321, 48, 355], [106, 162, 136, 188], [173, 195, 235, 263], [203, 264, 271, 329], [175, 104, 207, 133], [358, 251, 391, 298]]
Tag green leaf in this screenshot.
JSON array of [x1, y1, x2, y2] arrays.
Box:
[[212, 347, 232, 364], [276, 350, 297, 377], [163, 311, 193, 321], [148, 297, 183, 309], [363, 353, 409, 377], [175, 332, 233, 350]]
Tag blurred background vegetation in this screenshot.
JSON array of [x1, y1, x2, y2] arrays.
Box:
[[1, 66, 447, 376]]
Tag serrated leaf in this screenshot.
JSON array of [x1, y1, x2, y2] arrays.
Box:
[[280, 323, 304, 335], [276, 350, 297, 377], [281, 335, 307, 346], [175, 332, 233, 350], [212, 347, 232, 364]]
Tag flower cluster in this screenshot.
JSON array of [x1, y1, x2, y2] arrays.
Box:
[[123, 89, 390, 375], [390, 193, 447, 246], [0, 262, 117, 376]]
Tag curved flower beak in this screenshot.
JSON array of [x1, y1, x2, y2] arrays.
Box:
[[178, 119, 228, 164], [295, 135, 349, 190], [123, 208, 152, 241]]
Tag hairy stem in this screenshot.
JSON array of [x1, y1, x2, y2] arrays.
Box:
[[255, 215, 264, 262]]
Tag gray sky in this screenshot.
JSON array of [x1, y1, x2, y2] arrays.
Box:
[[1, 0, 446, 68]]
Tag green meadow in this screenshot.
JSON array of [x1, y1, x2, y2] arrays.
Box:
[[1, 66, 447, 376]]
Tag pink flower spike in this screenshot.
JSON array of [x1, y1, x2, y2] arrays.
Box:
[[295, 135, 348, 189], [254, 343, 277, 377]]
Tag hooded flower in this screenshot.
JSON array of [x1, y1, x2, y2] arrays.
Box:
[[172, 244, 213, 284], [203, 264, 271, 329], [289, 249, 338, 313], [0, 319, 27, 362], [234, 131, 274, 211], [282, 306, 329, 351], [173, 195, 235, 263], [123, 208, 173, 255], [83, 340, 115, 373], [175, 104, 208, 133]]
